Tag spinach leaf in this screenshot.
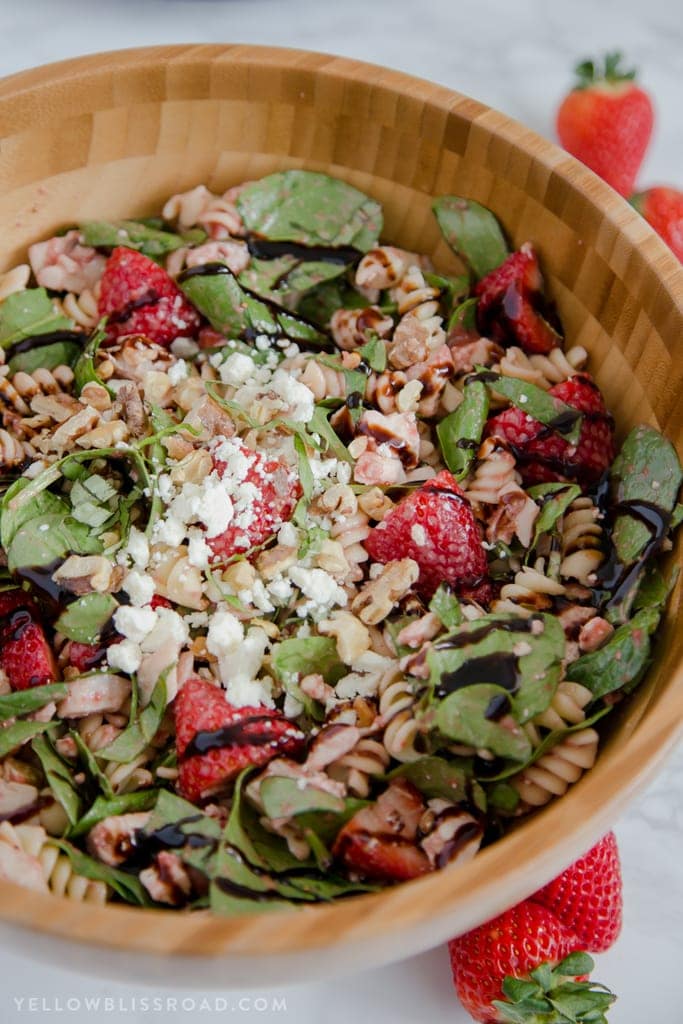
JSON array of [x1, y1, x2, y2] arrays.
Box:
[[296, 277, 368, 326], [32, 733, 82, 826], [307, 405, 352, 463], [0, 720, 52, 759], [609, 426, 682, 564], [49, 838, 150, 905], [429, 584, 463, 630], [427, 612, 565, 727], [70, 729, 115, 800], [389, 755, 476, 805], [0, 683, 68, 723], [179, 266, 328, 348], [80, 220, 189, 257], [239, 256, 346, 305], [271, 636, 344, 685], [69, 790, 158, 839], [436, 380, 489, 479], [259, 776, 346, 819], [0, 288, 72, 348], [432, 197, 509, 279], [7, 509, 101, 572], [359, 334, 387, 373], [55, 593, 117, 645], [528, 482, 582, 548], [8, 338, 83, 375], [293, 433, 314, 502], [475, 369, 583, 445], [236, 170, 382, 251], [73, 321, 113, 396], [567, 607, 661, 698], [97, 672, 168, 764], [436, 685, 533, 761]]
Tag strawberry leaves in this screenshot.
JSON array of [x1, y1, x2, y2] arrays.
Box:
[[493, 953, 616, 1024]]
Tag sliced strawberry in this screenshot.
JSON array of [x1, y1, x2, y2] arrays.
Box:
[[207, 439, 301, 562], [449, 901, 581, 1023], [68, 641, 107, 673], [332, 779, 431, 881], [364, 470, 489, 598], [175, 677, 305, 803], [533, 831, 622, 953], [486, 373, 615, 486], [150, 595, 172, 611], [474, 245, 562, 355], [0, 610, 57, 691], [98, 247, 202, 346]]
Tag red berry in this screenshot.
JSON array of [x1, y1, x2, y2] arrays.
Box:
[[364, 470, 489, 598], [486, 374, 615, 486], [449, 901, 580, 1023], [556, 53, 654, 197], [175, 677, 305, 803], [534, 831, 622, 953], [98, 247, 202, 346], [207, 440, 301, 562], [332, 780, 430, 881], [631, 186, 683, 262], [68, 641, 107, 673], [150, 595, 172, 611], [474, 245, 562, 355], [0, 609, 57, 691]]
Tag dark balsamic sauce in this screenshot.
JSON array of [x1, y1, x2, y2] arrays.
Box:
[[4, 329, 88, 363], [108, 289, 160, 325], [484, 692, 512, 721], [247, 236, 362, 267], [434, 616, 540, 652], [436, 651, 519, 700], [421, 484, 471, 506], [182, 715, 292, 760], [595, 498, 671, 611], [16, 560, 69, 609]]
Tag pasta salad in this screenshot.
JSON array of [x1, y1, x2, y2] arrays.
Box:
[[0, 171, 679, 912]]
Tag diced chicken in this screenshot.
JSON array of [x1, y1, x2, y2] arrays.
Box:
[[28, 230, 106, 293], [56, 674, 131, 718], [87, 812, 151, 867], [0, 781, 40, 821]]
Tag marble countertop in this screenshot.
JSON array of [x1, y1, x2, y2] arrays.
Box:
[[1, 1, 682, 1021]]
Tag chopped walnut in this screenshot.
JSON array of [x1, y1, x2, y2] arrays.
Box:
[[87, 812, 151, 867], [351, 558, 420, 625], [53, 555, 114, 595], [256, 544, 297, 580], [318, 610, 371, 664], [140, 851, 192, 906]]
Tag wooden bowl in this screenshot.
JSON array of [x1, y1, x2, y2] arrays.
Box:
[[0, 45, 681, 987]]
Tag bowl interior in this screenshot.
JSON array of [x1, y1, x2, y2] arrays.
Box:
[[0, 44, 681, 974]]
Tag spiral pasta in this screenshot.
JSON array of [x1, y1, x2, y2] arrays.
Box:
[[320, 484, 371, 583], [560, 497, 605, 584], [327, 737, 390, 797], [0, 264, 30, 301], [0, 822, 107, 903], [53, 286, 100, 329], [497, 345, 588, 390], [464, 437, 519, 506], [162, 185, 244, 239], [378, 664, 422, 763], [513, 681, 599, 809], [494, 560, 565, 614]]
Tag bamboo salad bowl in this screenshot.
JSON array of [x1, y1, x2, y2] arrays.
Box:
[[0, 45, 681, 988]]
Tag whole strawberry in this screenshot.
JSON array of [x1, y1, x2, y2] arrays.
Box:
[[631, 186, 683, 262], [534, 831, 622, 953], [363, 470, 489, 598], [556, 52, 654, 197], [175, 677, 305, 803], [98, 247, 202, 346], [449, 832, 621, 1022], [486, 374, 615, 487]]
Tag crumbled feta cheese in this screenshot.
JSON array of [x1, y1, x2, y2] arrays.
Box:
[[107, 639, 142, 674], [113, 605, 158, 644], [206, 608, 245, 658], [123, 570, 155, 607], [288, 566, 347, 614], [270, 368, 315, 423], [283, 693, 304, 718], [278, 522, 299, 548], [183, 610, 210, 629], [187, 531, 212, 569], [126, 527, 150, 569], [201, 483, 234, 538], [167, 359, 190, 385], [216, 351, 256, 387], [141, 608, 190, 654]]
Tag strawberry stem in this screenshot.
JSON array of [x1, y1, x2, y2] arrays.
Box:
[[573, 51, 637, 89], [492, 953, 617, 1023]]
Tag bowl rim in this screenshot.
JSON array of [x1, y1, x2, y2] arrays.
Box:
[[0, 42, 681, 962]]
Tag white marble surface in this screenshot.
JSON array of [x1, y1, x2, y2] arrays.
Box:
[[1, 1, 682, 1021]]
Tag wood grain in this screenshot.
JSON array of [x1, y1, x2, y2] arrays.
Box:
[[0, 44, 680, 963]]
